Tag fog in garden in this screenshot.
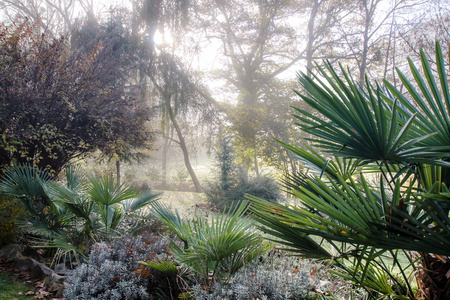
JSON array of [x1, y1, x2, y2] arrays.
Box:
[[1, 0, 448, 192]]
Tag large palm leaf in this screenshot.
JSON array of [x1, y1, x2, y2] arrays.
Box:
[[250, 42, 450, 299], [88, 175, 141, 231], [0, 164, 51, 201], [294, 60, 450, 166], [249, 173, 450, 256], [384, 42, 450, 148]]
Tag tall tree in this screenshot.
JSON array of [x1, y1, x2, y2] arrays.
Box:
[[194, 0, 305, 177], [337, 0, 423, 84], [127, 0, 217, 192], [147, 54, 216, 192], [0, 0, 81, 35], [395, 0, 450, 64], [302, 0, 352, 77], [194, 0, 352, 176]]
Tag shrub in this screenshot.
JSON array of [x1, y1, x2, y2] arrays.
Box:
[[146, 201, 269, 287], [0, 195, 25, 245], [206, 139, 281, 211], [190, 252, 312, 300], [207, 174, 281, 211], [64, 234, 171, 300], [0, 164, 159, 263]]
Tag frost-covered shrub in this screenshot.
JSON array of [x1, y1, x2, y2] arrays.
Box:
[[64, 234, 170, 300], [190, 253, 311, 299]]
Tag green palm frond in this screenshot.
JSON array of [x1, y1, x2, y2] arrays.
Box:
[[250, 173, 450, 256], [88, 175, 140, 206], [64, 164, 88, 192], [151, 200, 193, 248], [152, 201, 268, 284], [295, 61, 450, 166], [139, 259, 178, 276], [122, 190, 160, 212], [0, 163, 51, 200], [45, 181, 94, 219], [385, 42, 450, 148]]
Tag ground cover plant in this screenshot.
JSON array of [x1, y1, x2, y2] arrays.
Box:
[[64, 234, 171, 300], [189, 257, 310, 299], [249, 42, 450, 299]]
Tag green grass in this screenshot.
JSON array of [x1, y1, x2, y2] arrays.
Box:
[[0, 272, 35, 300]]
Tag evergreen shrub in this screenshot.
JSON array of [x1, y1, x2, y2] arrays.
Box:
[[0, 195, 24, 245], [206, 139, 281, 211]]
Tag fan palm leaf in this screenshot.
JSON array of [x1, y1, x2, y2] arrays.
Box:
[[385, 42, 450, 148], [0, 164, 51, 200], [150, 201, 268, 284], [249, 41, 450, 299], [295, 61, 450, 166]]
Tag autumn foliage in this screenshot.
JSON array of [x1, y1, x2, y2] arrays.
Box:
[[0, 20, 150, 175]]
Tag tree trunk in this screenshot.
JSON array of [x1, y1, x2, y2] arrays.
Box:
[[167, 103, 202, 193], [306, 0, 320, 78], [416, 254, 450, 300], [254, 152, 260, 177], [161, 123, 172, 189], [238, 165, 249, 183]]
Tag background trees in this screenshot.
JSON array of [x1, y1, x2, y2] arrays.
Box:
[[0, 20, 150, 176], [0, 0, 449, 188]]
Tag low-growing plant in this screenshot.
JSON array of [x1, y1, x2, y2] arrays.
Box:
[[64, 234, 171, 300], [0, 164, 159, 263], [0, 195, 25, 245], [144, 201, 270, 287], [190, 251, 312, 300]]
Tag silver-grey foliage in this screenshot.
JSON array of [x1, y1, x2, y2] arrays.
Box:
[[64, 235, 170, 300], [190, 255, 311, 300]]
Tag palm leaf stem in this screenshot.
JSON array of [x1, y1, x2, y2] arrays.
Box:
[[391, 249, 414, 298]]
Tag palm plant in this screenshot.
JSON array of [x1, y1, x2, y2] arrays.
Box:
[[0, 163, 159, 264], [249, 42, 450, 299], [145, 201, 270, 286]]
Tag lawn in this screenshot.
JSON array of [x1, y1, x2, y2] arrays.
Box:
[[0, 271, 36, 300]]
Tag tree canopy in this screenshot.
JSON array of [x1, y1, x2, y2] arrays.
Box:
[[0, 20, 150, 176]]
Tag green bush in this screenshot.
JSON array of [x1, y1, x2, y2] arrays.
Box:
[[0, 195, 25, 245], [0, 164, 159, 262], [145, 201, 270, 287]]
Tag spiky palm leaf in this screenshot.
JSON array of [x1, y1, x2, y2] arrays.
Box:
[[384, 42, 450, 148], [0, 164, 51, 199], [88, 175, 141, 231], [0, 163, 158, 265], [294, 60, 450, 166], [150, 201, 269, 285], [249, 42, 450, 299], [151, 200, 194, 249]]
